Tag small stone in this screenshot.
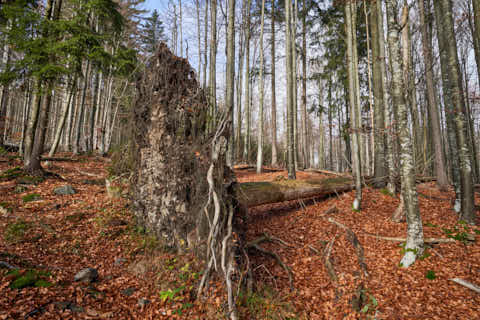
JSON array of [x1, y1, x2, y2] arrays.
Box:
[[14, 185, 27, 193], [54, 185, 77, 196], [121, 287, 136, 297], [138, 298, 150, 307], [74, 268, 98, 283], [68, 303, 84, 313], [114, 257, 126, 266], [54, 301, 71, 311]]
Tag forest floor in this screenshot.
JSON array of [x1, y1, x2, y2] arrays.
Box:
[[0, 154, 479, 319]]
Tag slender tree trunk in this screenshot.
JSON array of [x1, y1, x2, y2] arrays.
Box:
[[23, 80, 43, 168], [226, 0, 236, 167], [48, 80, 75, 157], [434, 0, 475, 225], [235, 7, 245, 162], [376, 0, 396, 194], [196, 0, 202, 82], [364, 0, 374, 177], [292, 0, 299, 170], [243, 0, 252, 162], [370, 0, 386, 186], [0, 36, 10, 147], [301, 0, 308, 169], [286, 0, 296, 179], [386, 0, 424, 267], [256, 0, 266, 173], [179, 0, 183, 57], [471, 0, 480, 90], [271, 2, 278, 167], [73, 61, 90, 155], [209, 0, 217, 129], [345, 1, 362, 210], [417, 0, 448, 189], [203, 0, 208, 89]]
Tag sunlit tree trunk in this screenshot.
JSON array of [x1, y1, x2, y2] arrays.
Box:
[[243, 0, 252, 162], [434, 0, 476, 225], [235, 4, 245, 162], [292, 0, 299, 170], [345, 1, 362, 211], [195, 0, 202, 81], [48, 79, 75, 156], [209, 0, 217, 128], [226, 0, 235, 167], [203, 0, 208, 89], [256, 0, 266, 173], [271, 2, 278, 167], [386, 0, 424, 267]]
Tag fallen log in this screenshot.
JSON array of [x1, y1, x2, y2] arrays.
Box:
[[304, 168, 348, 177], [449, 278, 480, 294], [236, 177, 354, 208]]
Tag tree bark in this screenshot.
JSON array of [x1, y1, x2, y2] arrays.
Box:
[[386, 0, 424, 267], [256, 0, 265, 174], [226, 0, 235, 167], [301, 0, 308, 169], [243, 0, 252, 162], [271, 2, 278, 167], [345, 1, 362, 210], [417, 0, 448, 190], [286, 0, 296, 179], [434, 0, 475, 225]]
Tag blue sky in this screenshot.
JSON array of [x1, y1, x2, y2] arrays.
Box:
[[142, 0, 169, 14]]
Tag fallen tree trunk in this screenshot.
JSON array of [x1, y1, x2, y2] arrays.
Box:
[[236, 177, 354, 207], [304, 168, 349, 177]]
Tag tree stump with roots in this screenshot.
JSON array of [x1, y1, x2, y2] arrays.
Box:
[[132, 43, 244, 319]]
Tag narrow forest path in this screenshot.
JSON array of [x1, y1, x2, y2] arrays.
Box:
[[238, 168, 480, 319]]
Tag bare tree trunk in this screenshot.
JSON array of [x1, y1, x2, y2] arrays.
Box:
[[209, 0, 217, 129], [386, 0, 424, 267], [179, 0, 183, 57], [301, 0, 308, 169], [370, 0, 386, 186], [417, 0, 448, 189], [256, 0, 265, 174], [271, 2, 278, 167], [48, 80, 75, 157], [243, 0, 252, 162], [286, 0, 296, 179], [471, 0, 480, 90], [203, 0, 209, 89], [345, 1, 362, 210], [0, 35, 10, 147], [73, 61, 91, 155], [376, 0, 396, 194], [434, 0, 476, 225], [292, 0, 299, 170], [226, 0, 236, 167], [364, 0, 374, 177]]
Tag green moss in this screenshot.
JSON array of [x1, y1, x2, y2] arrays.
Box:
[[380, 188, 393, 197], [22, 193, 41, 203], [7, 269, 52, 289], [0, 167, 23, 180], [4, 219, 30, 243], [0, 202, 13, 213], [17, 175, 44, 185]]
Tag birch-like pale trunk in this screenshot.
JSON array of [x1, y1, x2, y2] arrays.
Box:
[[195, 0, 202, 81], [243, 0, 252, 162], [256, 0, 265, 174], [0, 34, 10, 147], [345, 1, 362, 211], [271, 2, 278, 167], [203, 0, 208, 89], [292, 0, 298, 170], [73, 61, 91, 155], [235, 11, 244, 161], [386, 0, 424, 267], [48, 80, 75, 157]]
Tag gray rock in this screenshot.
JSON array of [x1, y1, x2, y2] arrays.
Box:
[[114, 257, 126, 266], [54, 185, 77, 196], [121, 287, 136, 297], [54, 301, 83, 313], [138, 298, 150, 307], [74, 268, 98, 283]]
